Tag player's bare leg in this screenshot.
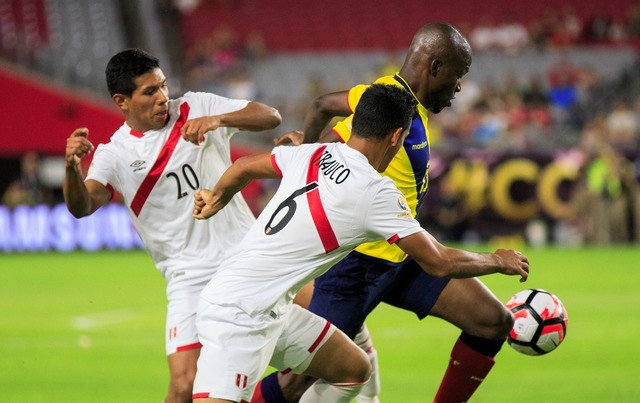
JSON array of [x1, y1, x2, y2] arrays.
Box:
[[429, 278, 513, 402], [292, 280, 314, 309], [165, 348, 200, 403], [298, 328, 371, 403], [282, 281, 380, 403]]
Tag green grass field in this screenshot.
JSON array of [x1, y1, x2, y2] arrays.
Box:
[[1, 246, 639, 402]]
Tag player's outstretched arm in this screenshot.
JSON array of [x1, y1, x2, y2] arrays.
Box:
[[193, 151, 278, 220], [63, 128, 111, 218], [182, 101, 281, 145], [302, 90, 350, 143], [396, 230, 529, 281]]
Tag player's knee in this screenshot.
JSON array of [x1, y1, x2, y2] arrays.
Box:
[[471, 304, 514, 340], [492, 305, 514, 339], [349, 348, 373, 383], [324, 347, 371, 385]]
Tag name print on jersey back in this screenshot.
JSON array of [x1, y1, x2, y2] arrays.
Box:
[[314, 150, 351, 184]]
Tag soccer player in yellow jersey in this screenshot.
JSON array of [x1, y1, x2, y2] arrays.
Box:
[[253, 23, 511, 403]]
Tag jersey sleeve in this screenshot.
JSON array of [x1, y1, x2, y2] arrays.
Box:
[[186, 91, 250, 117], [85, 143, 118, 195], [333, 84, 369, 143], [271, 144, 319, 178], [364, 178, 424, 243]]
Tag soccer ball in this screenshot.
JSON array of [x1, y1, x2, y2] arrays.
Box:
[[505, 289, 568, 356]]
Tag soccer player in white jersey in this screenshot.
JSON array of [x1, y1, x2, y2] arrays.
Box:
[[190, 84, 530, 403], [63, 48, 284, 403]]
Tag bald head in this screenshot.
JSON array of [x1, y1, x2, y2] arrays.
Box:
[[399, 22, 472, 112], [405, 22, 472, 69]]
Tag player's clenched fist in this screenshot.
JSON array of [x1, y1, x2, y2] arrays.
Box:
[[192, 189, 214, 220], [66, 127, 95, 168], [181, 116, 222, 145]]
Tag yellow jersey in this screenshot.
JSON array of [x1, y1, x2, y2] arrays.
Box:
[[333, 74, 430, 263]]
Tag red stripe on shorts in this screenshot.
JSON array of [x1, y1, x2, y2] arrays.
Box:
[[192, 392, 209, 398], [308, 321, 331, 353], [130, 102, 190, 216], [306, 146, 339, 253]]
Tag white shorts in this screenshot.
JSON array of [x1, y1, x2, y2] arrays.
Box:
[[193, 301, 336, 402], [165, 282, 207, 355]]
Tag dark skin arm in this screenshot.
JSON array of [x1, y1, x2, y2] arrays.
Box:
[[396, 230, 529, 281], [191, 149, 529, 281], [302, 90, 351, 143], [63, 128, 112, 218]]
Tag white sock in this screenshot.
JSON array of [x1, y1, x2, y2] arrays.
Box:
[[299, 379, 366, 403], [354, 324, 381, 403]]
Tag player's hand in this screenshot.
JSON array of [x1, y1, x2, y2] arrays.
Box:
[[495, 249, 529, 282], [181, 116, 222, 145], [66, 127, 94, 168], [193, 189, 220, 220], [273, 130, 305, 146]]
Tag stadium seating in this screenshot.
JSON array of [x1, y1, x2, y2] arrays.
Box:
[[177, 0, 636, 52]]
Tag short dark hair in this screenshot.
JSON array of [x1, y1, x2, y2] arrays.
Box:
[[351, 84, 417, 140], [105, 48, 160, 97]]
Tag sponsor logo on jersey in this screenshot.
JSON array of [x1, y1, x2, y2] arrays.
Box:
[[130, 160, 147, 172], [411, 141, 428, 150]]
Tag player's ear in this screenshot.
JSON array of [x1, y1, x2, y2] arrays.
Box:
[[112, 93, 128, 110], [390, 127, 404, 147], [431, 59, 442, 77]]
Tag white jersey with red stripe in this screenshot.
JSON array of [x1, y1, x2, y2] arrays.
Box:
[[86, 91, 255, 293], [200, 142, 424, 317]]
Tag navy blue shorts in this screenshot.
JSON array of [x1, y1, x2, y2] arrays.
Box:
[[308, 251, 450, 339]]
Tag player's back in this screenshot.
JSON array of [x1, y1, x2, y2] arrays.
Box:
[[200, 142, 417, 316]]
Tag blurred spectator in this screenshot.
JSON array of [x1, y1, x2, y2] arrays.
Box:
[[521, 75, 549, 107], [579, 115, 609, 155], [225, 66, 258, 100], [582, 10, 614, 43], [495, 19, 529, 54], [242, 31, 269, 62], [605, 100, 639, 152], [2, 152, 50, 208], [578, 145, 628, 244], [546, 54, 580, 115], [470, 17, 498, 52], [625, 3, 640, 39]]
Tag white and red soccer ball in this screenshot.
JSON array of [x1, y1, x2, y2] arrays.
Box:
[[505, 289, 568, 356]]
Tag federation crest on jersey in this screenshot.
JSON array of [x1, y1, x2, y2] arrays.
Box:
[[397, 195, 412, 218]]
